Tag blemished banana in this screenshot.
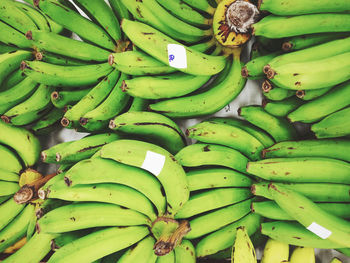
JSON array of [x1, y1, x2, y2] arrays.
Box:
[[149, 50, 246, 118], [263, 96, 303, 118], [175, 143, 249, 173], [0, 144, 22, 173], [61, 69, 120, 128], [232, 226, 257, 263], [27, 30, 110, 62], [269, 183, 350, 247], [174, 240, 196, 263], [207, 117, 275, 148], [99, 139, 189, 217], [247, 157, 350, 183], [46, 226, 149, 263], [121, 19, 226, 76], [289, 247, 315, 263], [72, 0, 121, 42], [238, 105, 298, 142], [0, 51, 33, 85], [258, 0, 350, 15], [121, 72, 211, 99], [0, 121, 40, 167], [109, 111, 186, 154], [262, 80, 295, 101], [174, 188, 251, 219], [31, 107, 64, 135], [34, 0, 116, 51], [41, 133, 120, 164], [2, 84, 54, 126], [63, 158, 166, 216], [51, 88, 92, 109], [118, 236, 157, 263], [108, 50, 176, 76], [186, 120, 265, 161], [311, 106, 350, 138], [261, 238, 289, 263], [187, 167, 252, 191], [196, 213, 261, 258], [37, 202, 151, 234], [252, 201, 350, 221], [80, 73, 130, 131], [263, 139, 350, 162], [252, 14, 350, 38], [186, 199, 252, 239], [41, 182, 157, 221], [2, 232, 56, 263], [0, 21, 32, 49], [296, 86, 333, 101]]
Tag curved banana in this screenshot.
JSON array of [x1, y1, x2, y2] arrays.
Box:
[[0, 199, 25, 231], [38, 202, 151, 234], [195, 213, 261, 258], [186, 120, 265, 161], [156, 251, 174, 263], [46, 226, 149, 263], [31, 107, 64, 135], [174, 188, 251, 219], [261, 238, 289, 263], [174, 240, 196, 263], [238, 105, 298, 142], [262, 80, 295, 101], [99, 139, 189, 217], [263, 139, 350, 162], [181, 0, 215, 15], [121, 19, 226, 76], [232, 226, 257, 263], [242, 51, 280, 80], [51, 88, 92, 109], [187, 167, 252, 191], [0, 181, 19, 196], [0, 21, 32, 49], [118, 236, 157, 263], [108, 0, 131, 21], [296, 86, 333, 101], [330, 258, 343, 263], [0, 169, 19, 182], [175, 143, 249, 173], [0, 144, 22, 173], [129, 98, 149, 112], [291, 247, 315, 263], [64, 158, 166, 216], [109, 111, 186, 155], [263, 96, 303, 118], [0, 122, 40, 167], [2, 69, 27, 91]]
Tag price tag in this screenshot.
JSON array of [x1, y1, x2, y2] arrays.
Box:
[[307, 222, 332, 239], [167, 44, 187, 69], [141, 151, 166, 176]]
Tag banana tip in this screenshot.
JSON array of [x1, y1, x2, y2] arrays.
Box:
[[20, 61, 28, 71], [0, 115, 10, 123], [51, 91, 59, 100], [13, 185, 33, 204], [241, 66, 249, 78], [121, 80, 127, 92], [262, 80, 272, 92], [25, 30, 33, 40], [267, 68, 276, 79], [108, 54, 114, 65], [295, 90, 305, 99], [55, 153, 61, 162], [33, 0, 40, 7], [61, 117, 70, 127], [80, 117, 88, 126], [40, 151, 47, 162], [38, 189, 47, 200], [109, 119, 116, 129], [282, 41, 293, 52], [262, 64, 271, 75]]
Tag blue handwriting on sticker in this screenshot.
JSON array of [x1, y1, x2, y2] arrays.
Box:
[[169, 54, 175, 62]]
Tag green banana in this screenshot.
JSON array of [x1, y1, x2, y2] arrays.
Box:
[[35, 198, 70, 219], [99, 139, 189, 217], [26, 209, 37, 240], [0, 169, 19, 182], [34, 0, 116, 51], [174, 240, 196, 263], [282, 33, 350, 52], [51, 88, 92, 109], [129, 98, 149, 112], [263, 139, 350, 162], [2, 84, 54, 126], [312, 106, 350, 138], [269, 183, 350, 247], [195, 213, 261, 258], [27, 30, 110, 62], [174, 188, 251, 219], [186, 120, 265, 161], [261, 221, 345, 249], [36, 51, 91, 66], [121, 19, 226, 76], [186, 199, 252, 239], [187, 167, 252, 191], [262, 80, 295, 101], [0, 204, 34, 253], [0, 199, 25, 231], [207, 117, 275, 148], [2, 232, 56, 263], [46, 226, 149, 263], [31, 107, 64, 135], [0, 121, 40, 167], [108, 50, 176, 76], [232, 226, 257, 263], [256, 36, 284, 52], [1, 69, 27, 91], [118, 236, 157, 263], [241, 51, 280, 79], [247, 158, 350, 183], [51, 230, 92, 251], [149, 51, 245, 118], [80, 73, 130, 132], [253, 14, 350, 38], [261, 238, 289, 263], [258, 0, 350, 15], [61, 69, 119, 128], [72, 0, 121, 42], [108, 0, 131, 21], [64, 158, 166, 216], [0, 43, 18, 54], [181, 0, 215, 15], [175, 143, 249, 173], [109, 111, 186, 155], [0, 21, 32, 49], [263, 96, 303, 117], [238, 105, 298, 142], [42, 182, 157, 221], [121, 72, 211, 99], [0, 144, 22, 173], [252, 201, 350, 221], [0, 181, 19, 196], [38, 202, 151, 234], [0, 196, 10, 205], [0, 51, 33, 85], [21, 60, 114, 88], [156, 251, 174, 263], [41, 133, 121, 164], [296, 86, 333, 101]]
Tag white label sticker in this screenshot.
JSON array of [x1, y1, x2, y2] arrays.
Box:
[[307, 222, 332, 239], [167, 44, 187, 69], [141, 151, 166, 177]]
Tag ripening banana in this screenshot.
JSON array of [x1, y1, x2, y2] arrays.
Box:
[[232, 226, 257, 263], [261, 238, 289, 263], [289, 246, 315, 263]]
